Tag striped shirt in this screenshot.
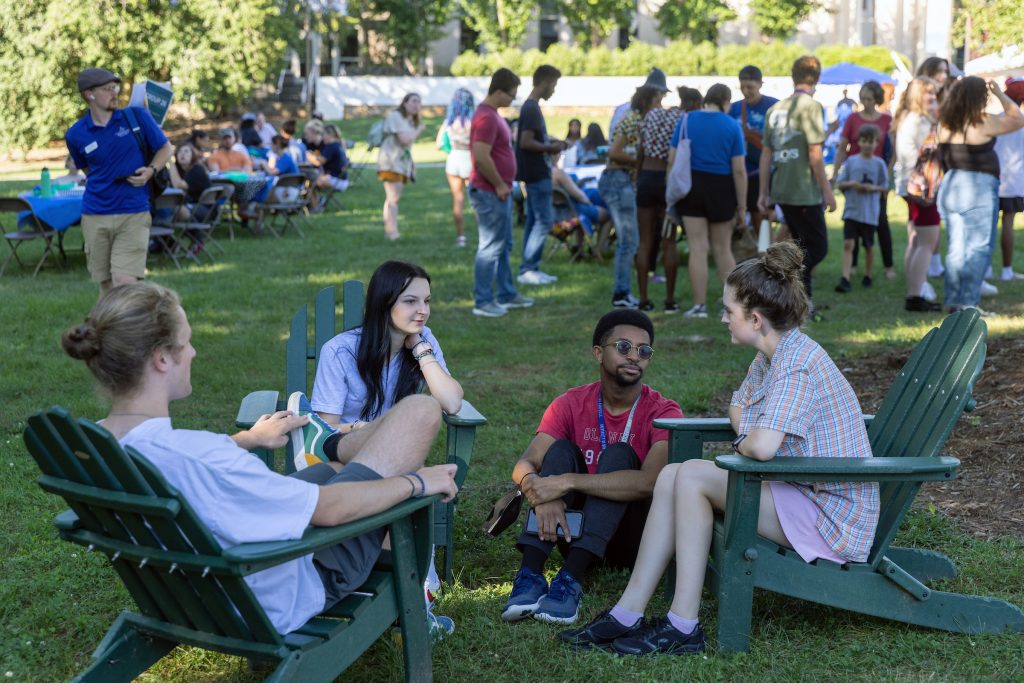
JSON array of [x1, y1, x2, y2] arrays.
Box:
[[731, 328, 879, 562]]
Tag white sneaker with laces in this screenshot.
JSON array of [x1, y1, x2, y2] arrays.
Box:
[[683, 304, 708, 319], [518, 270, 554, 285], [980, 280, 998, 297], [1000, 268, 1024, 281]]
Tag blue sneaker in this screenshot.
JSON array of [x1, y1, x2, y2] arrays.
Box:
[[501, 567, 548, 622], [287, 391, 337, 471], [533, 569, 582, 625], [428, 611, 455, 642]]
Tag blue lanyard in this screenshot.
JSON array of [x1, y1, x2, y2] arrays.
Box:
[[597, 391, 642, 452]]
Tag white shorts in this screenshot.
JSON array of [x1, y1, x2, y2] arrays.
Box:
[[445, 149, 472, 179], [325, 176, 350, 191]]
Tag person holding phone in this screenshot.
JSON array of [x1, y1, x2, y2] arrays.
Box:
[[501, 310, 682, 626]]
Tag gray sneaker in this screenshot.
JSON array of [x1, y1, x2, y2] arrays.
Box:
[[683, 303, 708, 318], [472, 302, 508, 317], [499, 294, 535, 309]]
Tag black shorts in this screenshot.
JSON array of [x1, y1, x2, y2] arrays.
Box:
[[291, 462, 387, 608], [678, 170, 737, 223], [746, 174, 766, 214], [843, 219, 876, 248], [1000, 196, 1024, 213], [636, 169, 667, 208]]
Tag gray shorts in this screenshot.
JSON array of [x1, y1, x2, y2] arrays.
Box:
[[289, 462, 386, 608]]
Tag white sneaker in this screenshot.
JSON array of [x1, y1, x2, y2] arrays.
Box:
[[683, 303, 708, 319], [980, 280, 998, 297], [1000, 268, 1024, 281], [472, 302, 508, 317], [537, 270, 558, 283], [920, 281, 937, 302], [517, 270, 554, 285], [928, 255, 945, 278]]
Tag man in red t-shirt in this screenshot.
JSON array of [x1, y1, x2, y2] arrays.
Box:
[[501, 310, 683, 625], [469, 68, 535, 318]]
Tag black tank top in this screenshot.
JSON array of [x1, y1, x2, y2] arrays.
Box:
[[939, 138, 1000, 177]]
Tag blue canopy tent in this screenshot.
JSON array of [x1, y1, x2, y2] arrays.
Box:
[[819, 62, 896, 85]]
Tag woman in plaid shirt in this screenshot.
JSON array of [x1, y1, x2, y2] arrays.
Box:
[[561, 242, 879, 656]]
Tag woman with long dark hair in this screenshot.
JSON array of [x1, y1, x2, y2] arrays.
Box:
[[575, 123, 608, 165], [378, 93, 425, 240], [302, 259, 463, 636], [937, 77, 1023, 313], [437, 88, 476, 247]]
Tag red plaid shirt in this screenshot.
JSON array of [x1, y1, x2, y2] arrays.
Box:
[[731, 329, 879, 563]]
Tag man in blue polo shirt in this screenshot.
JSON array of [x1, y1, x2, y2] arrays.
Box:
[[66, 67, 173, 294]]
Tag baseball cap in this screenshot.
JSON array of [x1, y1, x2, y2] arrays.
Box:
[[77, 68, 121, 92], [219, 128, 235, 138]]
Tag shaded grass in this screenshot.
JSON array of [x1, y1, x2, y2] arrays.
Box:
[[1, 158, 1022, 682]]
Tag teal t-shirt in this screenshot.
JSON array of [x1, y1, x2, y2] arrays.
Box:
[[764, 93, 826, 206]]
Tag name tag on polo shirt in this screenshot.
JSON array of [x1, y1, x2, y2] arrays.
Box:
[[84, 141, 98, 154]]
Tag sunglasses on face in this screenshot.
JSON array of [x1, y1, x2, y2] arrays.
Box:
[[603, 340, 654, 360]]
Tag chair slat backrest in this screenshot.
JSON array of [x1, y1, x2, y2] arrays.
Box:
[[865, 309, 987, 565], [285, 282, 366, 398], [24, 407, 284, 646]]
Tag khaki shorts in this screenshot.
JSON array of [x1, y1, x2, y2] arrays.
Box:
[[81, 212, 151, 283], [377, 170, 408, 184]]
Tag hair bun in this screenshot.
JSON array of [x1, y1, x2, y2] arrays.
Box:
[[761, 242, 805, 285], [61, 322, 101, 361]]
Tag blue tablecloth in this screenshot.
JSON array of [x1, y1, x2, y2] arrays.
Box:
[[18, 192, 84, 232]]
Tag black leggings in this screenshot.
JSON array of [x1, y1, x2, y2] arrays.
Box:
[[517, 439, 651, 569], [779, 203, 829, 300]]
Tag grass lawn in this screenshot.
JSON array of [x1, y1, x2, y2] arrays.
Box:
[[1, 150, 1023, 682]]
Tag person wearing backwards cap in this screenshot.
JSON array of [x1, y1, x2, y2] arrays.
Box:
[[995, 78, 1024, 282], [65, 67, 173, 296]]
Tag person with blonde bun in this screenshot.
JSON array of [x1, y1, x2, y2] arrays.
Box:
[[561, 242, 878, 656], [61, 282, 457, 636]]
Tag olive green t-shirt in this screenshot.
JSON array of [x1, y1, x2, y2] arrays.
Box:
[[764, 93, 826, 206]]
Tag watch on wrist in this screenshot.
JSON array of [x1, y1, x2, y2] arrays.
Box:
[[732, 433, 748, 455]]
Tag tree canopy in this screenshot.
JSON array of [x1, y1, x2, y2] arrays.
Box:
[[655, 0, 736, 44]]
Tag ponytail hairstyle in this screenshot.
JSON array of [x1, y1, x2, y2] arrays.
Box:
[[357, 261, 431, 421], [61, 283, 183, 397], [725, 242, 809, 331]]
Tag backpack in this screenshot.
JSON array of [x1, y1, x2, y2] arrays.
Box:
[[906, 126, 943, 206], [367, 117, 387, 149]]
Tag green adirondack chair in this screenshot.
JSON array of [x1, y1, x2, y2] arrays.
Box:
[[654, 309, 1024, 652], [24, 406, 437, 682], [236, 282, 486, 585]]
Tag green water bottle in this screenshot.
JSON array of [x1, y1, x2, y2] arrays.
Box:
[[40, 167, 52, 198]]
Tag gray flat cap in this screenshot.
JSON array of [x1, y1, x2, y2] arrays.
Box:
[[77, 68, 121, 92]]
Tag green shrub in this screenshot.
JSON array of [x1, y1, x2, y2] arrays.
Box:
[[448, 40, 909, 78]]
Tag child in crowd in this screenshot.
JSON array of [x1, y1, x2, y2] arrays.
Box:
[[835, 125, 888, 293]]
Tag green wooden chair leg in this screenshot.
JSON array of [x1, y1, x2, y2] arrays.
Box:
[[391, 513, 432, 683], [73, 613, 177, 683], [713, 473, 763, 654], [263, 653, 303, 683], [884, 547, 957, 583]]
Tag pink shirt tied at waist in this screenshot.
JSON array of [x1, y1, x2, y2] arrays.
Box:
[[731, 328, 879, 563]]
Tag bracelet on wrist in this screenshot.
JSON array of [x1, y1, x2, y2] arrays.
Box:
[[408, 471, 426, 497], [518, 471, 538, 487], [413, 348, 435, 362], [401, 475, 417, 498]]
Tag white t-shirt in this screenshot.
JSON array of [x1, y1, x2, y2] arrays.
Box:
[[120, 418, 323, 634], [894, 112, 935, 197], [995, 124, 1024, 198], [310, 326, 448, 423]]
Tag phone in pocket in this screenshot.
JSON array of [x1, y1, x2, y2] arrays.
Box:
[[525, 508, 583, 539]]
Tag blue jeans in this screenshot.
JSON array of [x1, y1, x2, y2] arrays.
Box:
[[598, 169, 639, 296], [938, 170, 999, 308], [521, 178, 554, 274], [469, 185, 518, 307]]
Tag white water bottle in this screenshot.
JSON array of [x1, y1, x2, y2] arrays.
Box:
[[757, 218, 771, 253]]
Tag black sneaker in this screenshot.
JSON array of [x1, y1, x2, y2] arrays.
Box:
[[611, 617, 706, 656], [835, 278, 852, 293], [612, 293, 639, 309], [638, 300, 655, 312], [559, 609, 644, 651], [861, 275, 873, 288], [664, 302, 680, 314], [905, 296, 941, 312]]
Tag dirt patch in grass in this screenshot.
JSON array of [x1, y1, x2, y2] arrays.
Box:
[[842, 335, 1024, 540]]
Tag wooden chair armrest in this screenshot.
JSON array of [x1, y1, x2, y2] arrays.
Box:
[[235, 390, 281, 429], [442, 399, 487, 427], [223, 494, 441, 572], [653, 416, 735, 437], [714, 455, 960, 483]]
